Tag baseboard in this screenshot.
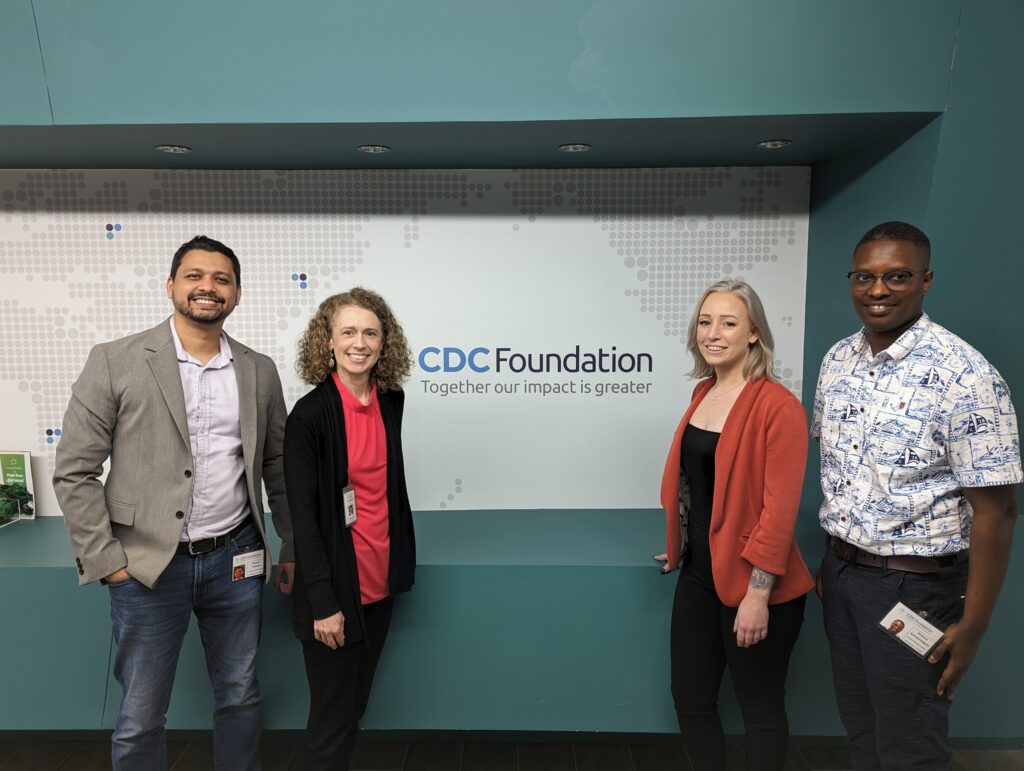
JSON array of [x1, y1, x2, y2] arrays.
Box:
[[1, 730, 1021, 749]]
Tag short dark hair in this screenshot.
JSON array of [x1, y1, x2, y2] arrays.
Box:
[[170, 235, 241, 286], [855, 221, 931, 265]]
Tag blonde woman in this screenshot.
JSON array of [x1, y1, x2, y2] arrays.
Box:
[[657, 280, 813, 771], [284, 288, 415, 770]]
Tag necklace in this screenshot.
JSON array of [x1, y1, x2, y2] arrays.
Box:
[[707, 380, 744, 401]]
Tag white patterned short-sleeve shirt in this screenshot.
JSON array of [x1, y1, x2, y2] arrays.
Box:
[[813, 313, 1021, 556]]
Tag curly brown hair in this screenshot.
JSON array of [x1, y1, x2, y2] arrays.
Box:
[[295, 288, 413, 390]]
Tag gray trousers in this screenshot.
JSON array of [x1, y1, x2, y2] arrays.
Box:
[[821, 548, 968, 771]]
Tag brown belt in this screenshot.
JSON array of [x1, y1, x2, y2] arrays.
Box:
[[828, 536, 967, 575]]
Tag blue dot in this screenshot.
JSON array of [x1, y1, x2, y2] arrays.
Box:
[[114, 224, 122, 231], [291, 273, 299, 281], [45, 429, 53, 436], [299, 282, 308, 289], [54, 428, 61, 436], [299, 273, 307, 281], [46, 437, 54, 444], [106, 232, 114, 240]]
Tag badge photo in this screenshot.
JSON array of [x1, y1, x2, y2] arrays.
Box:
[[879, 601, 944, 658]]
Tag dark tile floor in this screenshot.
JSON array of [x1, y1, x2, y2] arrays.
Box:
[[0, 734, 1021, 771]]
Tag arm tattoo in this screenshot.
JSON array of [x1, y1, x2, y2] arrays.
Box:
[[749, 567, 776, 591]]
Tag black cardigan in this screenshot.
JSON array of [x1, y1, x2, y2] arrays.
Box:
[[283, 380, 416, 643]]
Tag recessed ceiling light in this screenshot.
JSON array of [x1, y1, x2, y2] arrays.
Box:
[[558, 143, 591, 153], [154, 144, 192, 154], [757, 139, 792, 150], [357, 144, 391, 154]]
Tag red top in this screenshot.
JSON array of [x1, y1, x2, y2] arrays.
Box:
[[660, 377, 814, 606], [332, 372, 390, 605]]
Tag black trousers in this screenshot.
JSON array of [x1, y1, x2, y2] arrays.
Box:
[[300, 596, 394, 771], [671, 573, 806, 771], [821, 549, 967, 771]]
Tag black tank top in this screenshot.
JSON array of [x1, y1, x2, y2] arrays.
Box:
[[681, 423, 720, 587]]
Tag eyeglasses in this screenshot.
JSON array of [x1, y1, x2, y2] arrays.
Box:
[[846, 270, 926, 288]]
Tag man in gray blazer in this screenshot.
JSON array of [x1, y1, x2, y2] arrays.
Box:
[[54, 235, 294, 771]]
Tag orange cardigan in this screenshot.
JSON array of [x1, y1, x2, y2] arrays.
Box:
[[661, 377, 814, 606]]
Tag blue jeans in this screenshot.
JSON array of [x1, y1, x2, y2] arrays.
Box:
[[108, 522, 264, 771], [821, 548, 968, 771]]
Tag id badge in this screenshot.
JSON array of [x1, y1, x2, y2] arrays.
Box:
[[343, 485, 357, 528], [879, 601, 944, 658], [231, 549, 265, 582]]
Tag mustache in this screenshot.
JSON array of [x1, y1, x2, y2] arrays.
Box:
[[189, 292, 224, 304]]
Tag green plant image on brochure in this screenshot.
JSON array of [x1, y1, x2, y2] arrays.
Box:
[[0, 482, 32, 525]]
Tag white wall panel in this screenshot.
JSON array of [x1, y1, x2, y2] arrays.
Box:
[[0, 167, 809, 515]]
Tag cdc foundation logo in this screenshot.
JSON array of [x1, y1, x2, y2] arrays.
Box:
[[418, 346, 653, 374], [418, 347, 491, 373], [418, 346, 656, 397]]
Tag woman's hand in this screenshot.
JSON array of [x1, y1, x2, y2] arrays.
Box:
[[653, 553, 676, 574], [273, 562, 295, 595], [734, 588, 770, 648], [313, 611, 346, 649]]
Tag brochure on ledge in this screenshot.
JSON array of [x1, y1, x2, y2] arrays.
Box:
[[0, 451, 35, 528]]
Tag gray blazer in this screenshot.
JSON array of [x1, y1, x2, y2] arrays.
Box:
[[53, 320, 293, 588]]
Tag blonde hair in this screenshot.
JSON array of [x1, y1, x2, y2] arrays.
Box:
[[686, 280, 776, 381], [295, 288, 412, 390]]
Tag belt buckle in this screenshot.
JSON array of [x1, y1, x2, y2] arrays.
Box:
[[187, 538, 214, 556]]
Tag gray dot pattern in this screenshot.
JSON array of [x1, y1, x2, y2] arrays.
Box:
[[0, 299, 73, 466], [0, 168, 806, 471], [437, 478, 464, 510], [504, 167, 806, 394], [0, 170, 502, 465]]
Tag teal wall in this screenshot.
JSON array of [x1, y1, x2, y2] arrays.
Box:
[[5, 0, 958, 126], [0, 0, 51, 125], [0, 514, 688, 733], [925, 0, 1022, 383]]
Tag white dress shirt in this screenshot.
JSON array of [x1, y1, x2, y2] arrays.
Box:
[[169, 318, 250, 541]]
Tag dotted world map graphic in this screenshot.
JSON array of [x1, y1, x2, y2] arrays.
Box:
[[0, 167, 809, 514]]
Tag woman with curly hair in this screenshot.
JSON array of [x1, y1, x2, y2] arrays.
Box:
[[284, 288, 416, 770]]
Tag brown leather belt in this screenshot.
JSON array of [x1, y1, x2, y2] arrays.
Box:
[[828, 536, 966, 574], [176, 519, 251, 556]]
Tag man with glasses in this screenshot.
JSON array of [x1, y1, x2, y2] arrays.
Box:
[[812, 221, 1020, 769]]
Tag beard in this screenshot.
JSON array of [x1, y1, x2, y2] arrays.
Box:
[[174, 293, 228, 324]]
